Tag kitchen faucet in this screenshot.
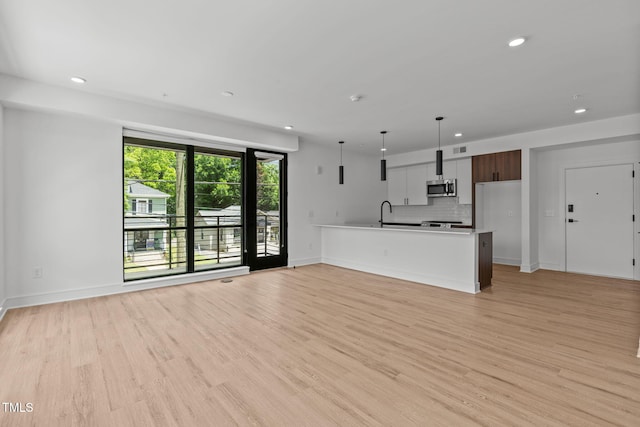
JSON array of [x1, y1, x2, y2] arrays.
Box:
[[380, 200, 392, 227]]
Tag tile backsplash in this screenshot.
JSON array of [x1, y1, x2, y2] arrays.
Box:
[[389, 198, 472, 224]]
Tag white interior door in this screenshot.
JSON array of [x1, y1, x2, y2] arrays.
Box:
[[565, 164, 634, 279]]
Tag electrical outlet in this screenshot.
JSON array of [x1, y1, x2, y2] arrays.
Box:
[[507, 210, 514, 217], [308, 210, 314, 218], [33, 267, 43, 279]]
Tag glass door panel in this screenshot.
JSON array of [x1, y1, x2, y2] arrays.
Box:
[[193, 151, 243, 271], [256, 153, 282, 257], [247, 149, 287, 270]]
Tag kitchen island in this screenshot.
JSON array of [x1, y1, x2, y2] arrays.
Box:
[[316, 224, 492, 294]]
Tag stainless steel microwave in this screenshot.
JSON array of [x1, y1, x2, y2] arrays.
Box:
[[427, 179, 457, 197]]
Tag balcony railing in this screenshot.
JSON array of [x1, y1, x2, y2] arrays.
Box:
[[124, 214, 242, 280]]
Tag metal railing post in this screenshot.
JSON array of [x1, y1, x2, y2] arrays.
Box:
[[217, 216, 220, 264]]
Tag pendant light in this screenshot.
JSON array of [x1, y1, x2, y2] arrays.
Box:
[[435, 116, 444, 177], [338, 140, 345, 184], [380, 131, 387, 181]]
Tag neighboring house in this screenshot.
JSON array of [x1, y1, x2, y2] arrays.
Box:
[[194, 206, 280, 253], [124, 180, 171, 253], [195, 206, 242, 252]]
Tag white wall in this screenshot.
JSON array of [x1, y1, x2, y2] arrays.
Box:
[[536, 138, 640, 273], [1, 108, 386, 307], [0, 105, 5, 318], [476, 181, 522, 265], [386, 114, 640, 167], [520, 148, 539, 273], [4, 109, 124, 301], [288, 140, 387, 266]]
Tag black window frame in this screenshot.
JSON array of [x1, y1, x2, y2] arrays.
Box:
[[123, 137, 245, 281]]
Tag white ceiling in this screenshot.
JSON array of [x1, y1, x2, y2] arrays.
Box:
[[0, 0, 639, 154]]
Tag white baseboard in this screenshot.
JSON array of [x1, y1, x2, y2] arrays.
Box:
[[1, 267, 249, 313], [520, 262, 540, 273], [288, 257, 321, 268], [0, 299, 7, 323], [539, 263, 563, 271], [493, 257, 521, 266]]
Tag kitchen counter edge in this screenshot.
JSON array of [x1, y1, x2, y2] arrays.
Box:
[[314, 224, 491, 235]]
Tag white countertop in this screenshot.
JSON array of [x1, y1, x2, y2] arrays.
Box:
[[315, 223, 490, 235]]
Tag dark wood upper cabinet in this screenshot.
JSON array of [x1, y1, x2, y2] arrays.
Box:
[[472, 149, 521, 183], [494, 150, 521, 181], [472, 154, 495, 183]]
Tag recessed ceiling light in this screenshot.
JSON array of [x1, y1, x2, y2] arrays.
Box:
[[454, 133, 463, 137], [574, 108, 587, 114], [221, 91, 234, 97], [508, 37, 526, 47], [70, 76, 86, 84], [380, 148, 387, 152], [349, 94, 362, 102], [284, 125, 294, 130]]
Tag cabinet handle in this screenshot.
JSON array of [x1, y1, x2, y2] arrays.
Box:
[[497, 172, 500, 181], [492, 172, 495, 181]]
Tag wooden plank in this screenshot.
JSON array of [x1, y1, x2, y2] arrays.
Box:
[[0, 264, 639, 426]]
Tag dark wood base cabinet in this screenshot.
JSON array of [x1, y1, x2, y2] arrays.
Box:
[[478, 232, 493, 290]]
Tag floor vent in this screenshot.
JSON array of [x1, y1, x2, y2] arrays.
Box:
[[221, 279, 233, 283]]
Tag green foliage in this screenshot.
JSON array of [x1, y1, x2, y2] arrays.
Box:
[[194, 154, 242, 210], [124, 145, 179, 214], [257, 161, 280, 211], [124, 145, 281, 215], [125, 146, 259, 214]]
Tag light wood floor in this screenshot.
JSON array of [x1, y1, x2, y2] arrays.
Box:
[[1, 264, 639, 426]]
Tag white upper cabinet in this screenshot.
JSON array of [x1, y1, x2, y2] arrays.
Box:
[[426, 162, 437, 181], [387, 164, 429, 205], [387, 167, 408, 205], [406, 164, 428, 205], [456, 158, 472, 204], [426, 159, 457, 181], [388, 159, 470, 205]]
